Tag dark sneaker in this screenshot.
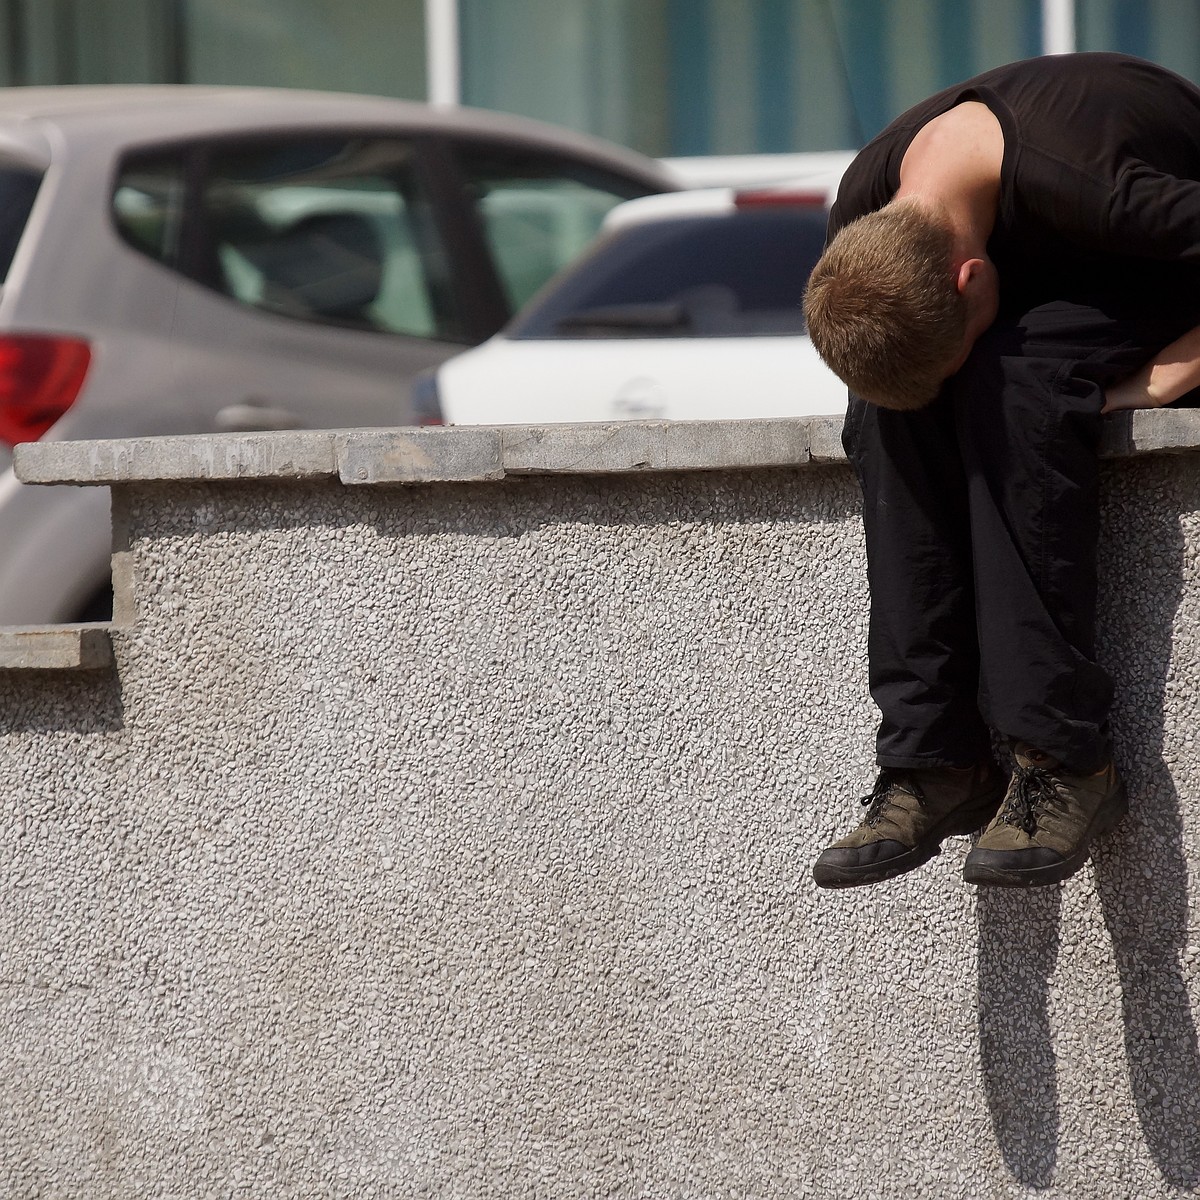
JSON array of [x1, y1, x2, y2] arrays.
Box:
[[812, 761, 1005, 889], [963, 743, 1128, 888]]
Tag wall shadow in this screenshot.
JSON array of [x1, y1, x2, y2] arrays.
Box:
[[976, 457, 1200, 1189], [0, 667, 125, 735], [1092, 457, 1200, 1189], [975, 877, 1062, 1186], [1094, 762, 1200, 1189]]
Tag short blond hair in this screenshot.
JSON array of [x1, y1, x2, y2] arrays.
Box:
[[803, 200, 966, 411]]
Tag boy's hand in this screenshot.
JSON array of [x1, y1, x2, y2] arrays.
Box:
[[1102, 322, 1200, 413], [1102, 373, 1159, 413]]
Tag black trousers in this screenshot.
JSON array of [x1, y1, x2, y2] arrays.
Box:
[[843, 296, 1200, 774]]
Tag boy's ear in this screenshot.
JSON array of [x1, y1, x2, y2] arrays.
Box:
[[955, 257, 988, 295]]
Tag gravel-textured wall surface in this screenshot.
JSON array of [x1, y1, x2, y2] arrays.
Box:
[[2, 459, 1200, 1198]]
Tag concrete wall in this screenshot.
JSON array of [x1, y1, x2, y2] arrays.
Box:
[[3, 415, 1200, 1198]]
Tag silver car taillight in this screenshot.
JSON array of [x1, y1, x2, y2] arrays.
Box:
[[0, 334, 91, 448]]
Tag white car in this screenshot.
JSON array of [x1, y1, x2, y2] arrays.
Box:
[[424, 184, 848, 426]]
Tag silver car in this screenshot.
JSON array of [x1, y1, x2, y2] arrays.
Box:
[[0, 85, 675, 622]]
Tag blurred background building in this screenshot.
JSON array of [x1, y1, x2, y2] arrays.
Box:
[[0, 0, 1194, 156]]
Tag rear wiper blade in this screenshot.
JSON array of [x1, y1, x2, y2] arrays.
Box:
[[555, 302, 690, 332]]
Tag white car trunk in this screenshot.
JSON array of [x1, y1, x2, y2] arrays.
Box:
[[439, 335, 848, 425]]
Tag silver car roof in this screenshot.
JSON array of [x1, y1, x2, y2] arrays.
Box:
[[0, 85, 676, 186]]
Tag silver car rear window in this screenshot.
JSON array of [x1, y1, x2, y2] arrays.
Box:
[[0, 165, 42, 282]]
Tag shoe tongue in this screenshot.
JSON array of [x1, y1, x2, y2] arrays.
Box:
[[1013, 742, 1059, 771]]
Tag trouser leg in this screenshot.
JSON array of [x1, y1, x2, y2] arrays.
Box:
[[847, 297, 1200, 774], [950, 312, 1109, 770], [843, 392, 992, 768], [952, 300, 1199, 770]]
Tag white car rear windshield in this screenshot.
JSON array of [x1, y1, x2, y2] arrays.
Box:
[[0, 164, 41, 282], [507, 207, 827, 340]]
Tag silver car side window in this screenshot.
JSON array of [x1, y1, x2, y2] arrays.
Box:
[[201, 137, 462, 339], [113, 155, 186, 268], [453, 148, 648, 313], [115, 137, 465, 341]]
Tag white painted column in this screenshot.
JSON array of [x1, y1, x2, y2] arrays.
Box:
[[1042, 0, 1076, 55], [425, 0, 460, 107]]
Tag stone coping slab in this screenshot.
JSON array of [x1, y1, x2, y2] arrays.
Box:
[[0, 624, 113, 670], [13, 410, 1200, 488]]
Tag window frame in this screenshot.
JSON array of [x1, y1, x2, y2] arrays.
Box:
[[430, 133, 664, 332], [109, 124, 668, 346], [110, 127, 502, 345]]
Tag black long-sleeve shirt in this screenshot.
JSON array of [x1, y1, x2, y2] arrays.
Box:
[[830, 52, 1200, 309]]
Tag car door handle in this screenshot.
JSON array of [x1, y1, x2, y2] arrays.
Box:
[[214, 402, 305, 432]]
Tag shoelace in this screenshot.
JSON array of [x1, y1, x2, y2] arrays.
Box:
[[860, 770, 925, 827], [998, 764, 1064, 836]]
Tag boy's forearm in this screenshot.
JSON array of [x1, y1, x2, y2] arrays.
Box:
[[1102, 324, 1200, 412]]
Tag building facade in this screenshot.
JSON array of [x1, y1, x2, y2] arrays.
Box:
[[0, 0, 1195, 156]]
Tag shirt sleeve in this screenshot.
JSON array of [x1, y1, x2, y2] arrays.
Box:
[[1104, 160, 1200, 264]]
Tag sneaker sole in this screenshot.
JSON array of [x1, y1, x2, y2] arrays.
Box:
[[812, 841, 942, 889], [962, 780, 1129, 889], [812, 784, 1005, 890]]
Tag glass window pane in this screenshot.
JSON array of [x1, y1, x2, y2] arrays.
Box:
[[1078, 0, 1200, 86], [183, 0, 427, 99], [461, 0, 1041, 155], [510, 208, 827, 339], [113, 156, 188, 266], [705, 0, 1042, 150], [461, 0, 671, 154], [2, 0, 425, 92], [454, 149, 652, 312], [0, 165, 42, 281], [2, 0, 180, 86], [200, 138, 464, 339], [72, 0, 181, 84]]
